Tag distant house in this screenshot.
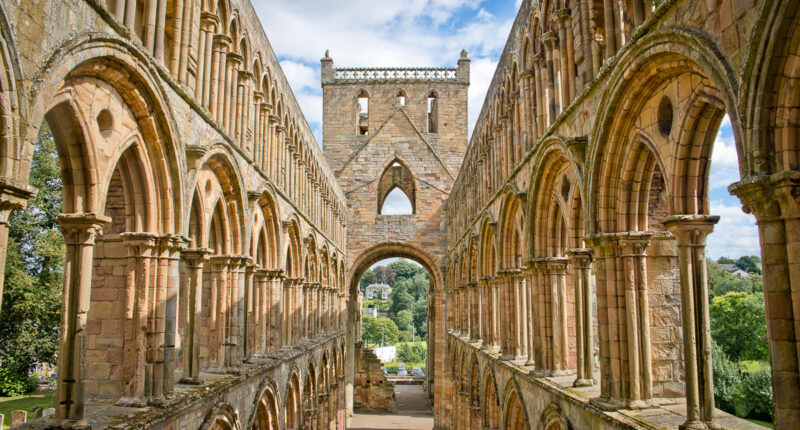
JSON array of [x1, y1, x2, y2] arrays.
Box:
[[719, 263, 751, 279], [366, 283, 392, 300], [364, 307, 378, 318]]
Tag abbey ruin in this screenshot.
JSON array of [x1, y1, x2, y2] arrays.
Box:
[[0, 0, 798, 429]]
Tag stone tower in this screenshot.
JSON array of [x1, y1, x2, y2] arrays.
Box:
[[321, 51, 469, 418]]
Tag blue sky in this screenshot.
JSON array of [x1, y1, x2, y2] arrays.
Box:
[[255, 0, 759, 260]]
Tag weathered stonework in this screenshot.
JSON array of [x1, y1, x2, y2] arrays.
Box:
[[321, 54, 469, 422], [352, 344, 395, 413], [3, 0, 800, 429]]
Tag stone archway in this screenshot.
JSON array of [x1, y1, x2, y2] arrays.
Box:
[[344, 241, 444, 416]]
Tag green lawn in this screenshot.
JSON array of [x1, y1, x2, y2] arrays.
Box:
[[0, 391, 55, 429], [745, 418, 774, 428]]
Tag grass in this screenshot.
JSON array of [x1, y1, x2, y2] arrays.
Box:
[[745, 418, 774, 428], [0, 391, 55, 429]]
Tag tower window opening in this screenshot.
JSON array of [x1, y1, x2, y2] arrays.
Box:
[[427, 91, 438, 133], [357, 90, 369, 135], [397, 90, 407, 106]]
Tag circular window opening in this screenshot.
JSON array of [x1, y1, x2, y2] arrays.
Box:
[[96, 109, 114, 137], [657, 96, 673, 138]]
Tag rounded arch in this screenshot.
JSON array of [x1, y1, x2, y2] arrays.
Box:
[[195, 145, 247, 254], [283, 216, 303, 278], [477, 215, 497, 279], [346, 242, 443, 295], [528, 138, 585, 256], [586, 28, 745, 235], [498, 187, 526, 270], [22, 37, 184, 233]]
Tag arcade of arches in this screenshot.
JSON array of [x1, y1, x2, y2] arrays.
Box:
[[1, 0, 800, 429]]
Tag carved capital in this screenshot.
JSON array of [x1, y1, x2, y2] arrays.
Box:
[[661, 214, 719, 247], [57, 213, 112, 246]]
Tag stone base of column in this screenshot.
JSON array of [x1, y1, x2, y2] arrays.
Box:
[[115, 396, 147, 408], [177, 377, 203, 385], [679, 419, 708, 430], [573, 378, 595, 387], [589, 396, 627, 411], [48, 419, 92, 429]]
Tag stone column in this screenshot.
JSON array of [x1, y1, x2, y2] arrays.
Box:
[[588, 232, 654, 410], [210, 35, 230, 120], [555, 9, 576, 103], [243, 261, 256, 360], [567, 248, 595, 387], [499, 271, 515, 359], [180, 248, 210, 383], [663, 215, 719, 429], [226, 54, 243, 137], [479, 277, 491, 348], [268, 270, 285, 352], [541, 33, 558, 123], [603, 0, 618, 58], [545, 258, 570, 374], [730, 175, 800, 428], [491, 276, 501, 351], [619, 236, 654, 408], [469, 282, 481, 342], [524, 263, 536, 367], [55, 213, 109, 423], [512, 269, 527, 361], [116, 232, 156, 406]]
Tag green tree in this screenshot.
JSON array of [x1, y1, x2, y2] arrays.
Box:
[[408, 272, 429, 301], [364, 318, 399, 345], [394, 309, 415, 333], [389, 260, 421, 281], [360, 269, 377, 289], [413, 299, 428, 339], [710, 292, 769, 362], [389, 283, 414, 317], [736, 363, 774, 419], [361, 315, 376, 345], [374, 265, 396, 285], [397, 342, 426, 363], [712, 340, 741, 411], [735, 255, 762, 275], [0, 123, 64, 395], [398, 331, 413, 342], [708, 261, 760, 297]]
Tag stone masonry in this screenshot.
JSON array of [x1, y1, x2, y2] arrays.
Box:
[[2, 0, 800, 429]]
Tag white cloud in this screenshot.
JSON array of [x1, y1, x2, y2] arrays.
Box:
[[707, 199, 760, 260], [255, 0, 518, 145], [468, 56, 501, 137], [380, 188, 414, 215]]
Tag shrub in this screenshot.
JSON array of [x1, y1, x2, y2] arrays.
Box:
[[0, 361, 37, 396], [736, 362, 774, 420], [712, 341, 741, 411]]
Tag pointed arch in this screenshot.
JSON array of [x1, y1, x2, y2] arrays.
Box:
[[377, 158, 416, 214]]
